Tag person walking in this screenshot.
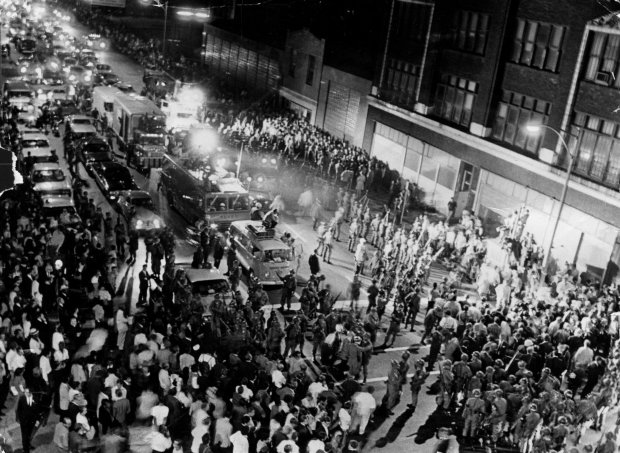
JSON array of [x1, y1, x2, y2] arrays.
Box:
[[138, 264, 150, 307], [322, 228, 334, 264], [16, 386, 39, 453], [309, 249, 321, 276]]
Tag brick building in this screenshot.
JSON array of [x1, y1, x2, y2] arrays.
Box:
[[364, 0, 620, 280]]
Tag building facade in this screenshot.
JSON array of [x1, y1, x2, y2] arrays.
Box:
[[363, 0, 620, 279]]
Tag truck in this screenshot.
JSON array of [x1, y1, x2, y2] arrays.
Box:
[[93, 86, 168, 170]]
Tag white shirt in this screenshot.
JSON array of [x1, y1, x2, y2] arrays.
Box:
[[230, 431, 249, 453], [271, 370, 286, 388], [198, 353, 216, 368], [151, 404, 169, 426], [338, 408, 351, 431], [52, 332, 65, 352], [191, 424, 210, 453], [6, 350, 26, 372], [39, 355, 52, 383], [150, 431, 172, 452], [276, 440, 299, 453], [307, 439, 325, 453]]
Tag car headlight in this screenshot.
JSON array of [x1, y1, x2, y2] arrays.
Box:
[[264, 272, 270, 278], [69, 75, 75, 81], [257, 176, 264, 183], [99, 42, 106, 49], [262, 158, 267, 163], [109, 194, 117, 201], [136, 220, 144, 229], [271, 158, 277, 165], [87, 40, 92, 47], [84, 75, 91, 82], [20, 67, 26, 73], [153, 219, 161, 228]]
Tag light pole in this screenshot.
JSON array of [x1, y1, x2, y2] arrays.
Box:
[[140, 0, 168, 59], [525, 123, 581, 270]]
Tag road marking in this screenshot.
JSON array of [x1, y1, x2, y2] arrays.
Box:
[[361, 370, 439, 384], [382, 346, 415, 353]]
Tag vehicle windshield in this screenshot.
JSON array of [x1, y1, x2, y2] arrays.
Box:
[[84, 143, 110, 154], [71, 118, 91, 125], [41, 188, 71, 196], [206, 194, 250, 211], [139, 135, 165, 146], [130, 196, 154, 209], [191, 279, 230, 295], [22, 140, 49, 148], [263, 248, 292, 263], [8, 90, 32, 99], [33, 169, 64, 182], [70, 66, 84, 74], [43, 205, 77, 217], [177, 113, 193, 119]]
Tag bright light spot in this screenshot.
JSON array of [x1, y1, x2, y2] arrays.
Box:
[[262, 158, 267, 163], [194, 12, 210, 18], [270, 158, 277, 165], [177, 87, 204, 105], [191, 128, 218, 150], [257, 176, 264, 183], [525, 124, 542, 134], [99, 42, 106, 49], [20, 67, 26, 73], [177, 10, 193, 16]]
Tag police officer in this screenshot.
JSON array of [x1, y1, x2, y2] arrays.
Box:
[[280, 269, 296, 311], [462, 388, 485, 442]]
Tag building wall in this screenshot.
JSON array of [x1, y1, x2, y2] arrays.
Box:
[[202, 25, 282, 94], [316, 65, 372, 147], [280, 29, 325, 120]]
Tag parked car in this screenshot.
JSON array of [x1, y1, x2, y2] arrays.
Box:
[[90, 161, 138, 201]]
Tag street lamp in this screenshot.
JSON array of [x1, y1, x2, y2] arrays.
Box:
[[140, 0, 169, 59], [525, 123, 580, 271]]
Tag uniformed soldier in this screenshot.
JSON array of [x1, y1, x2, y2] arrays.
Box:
[[462, 388, 486, 441]]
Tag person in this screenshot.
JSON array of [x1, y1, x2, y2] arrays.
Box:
[[350, 387, 376, 435], [53, 417, 71, 452], [308, 249, 320, 276], [16, 386, 39, 453], [447, 198, 457, 223], [348, 276, 361, 312], [409, 359, 428, 409], [322, 227, 334, 264], [138, 264, 150, 307], [280, 269, 297, 311], [461, 389, 485, 442], [263, 208, 279, 229]]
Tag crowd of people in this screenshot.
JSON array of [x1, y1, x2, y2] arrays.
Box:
[[0, 4, 618, 453]]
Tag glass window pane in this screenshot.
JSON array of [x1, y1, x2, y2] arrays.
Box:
[[590, 136, 612, 179], [604, 141, 620, 187], [576, 131, 596, 173]]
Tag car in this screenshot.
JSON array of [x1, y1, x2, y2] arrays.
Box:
[[67, 65, 92, 85], [101, 72, 120, 86], [20, 133, 58, 163], [80, 55, 98, 69], [114, 82, 134, 93], [116, 190, 165, 235], [62, 57, 77, 69], [83, 34, 108, 50], [89, 161, 138, 201], [29, 162, 72, 197], [176, 264, 232, 315], [94, 63, 112, 75], [53, 99, 79, 117], [76, 137, 113, 164], [40, 194, 81, 225], [66, 114, 95, 128]]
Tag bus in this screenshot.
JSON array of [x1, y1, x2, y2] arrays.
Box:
[[229, 220, 292, 286], [159, 154, 251, 229]]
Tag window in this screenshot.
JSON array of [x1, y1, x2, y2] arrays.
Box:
[[103, 102, 113, 112], [492, 90, 551, 153], [433, 74, 478, 128], [306, 55, 315, 86], [451, 10, 489, 55], [394, 1, 432, 43], [288, 48, 297, 77], [567, 112, 620, 189], [510, 19, 565, 72], [584, 32, 620, 87], [381, 58, 419, 109]]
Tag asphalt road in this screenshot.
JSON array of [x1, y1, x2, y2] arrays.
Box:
[[2, 12, 469, 453]]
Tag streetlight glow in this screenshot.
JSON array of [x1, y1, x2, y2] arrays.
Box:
[[525, 124, 542, 134], [177, 10, 193, 16]]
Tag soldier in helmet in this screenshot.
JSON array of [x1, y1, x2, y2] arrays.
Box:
[[279, 269, 297, 311], [409, 359, 429, 410], [462, 388, 486, 442]]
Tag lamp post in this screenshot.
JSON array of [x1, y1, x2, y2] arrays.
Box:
[[525, 123, 580, 270]]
